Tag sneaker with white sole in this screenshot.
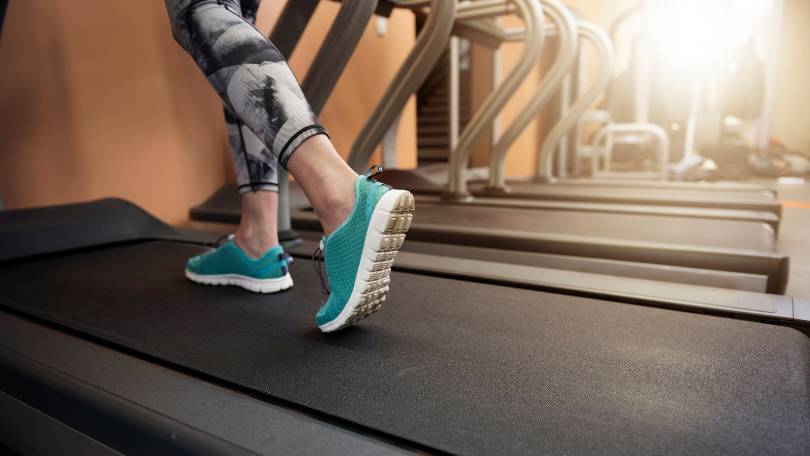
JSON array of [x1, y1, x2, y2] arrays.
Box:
[[185, 236, 294, 293], [313, 167, 414, 332]]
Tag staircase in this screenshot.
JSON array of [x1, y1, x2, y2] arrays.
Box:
[[416, 49, 471, 166]]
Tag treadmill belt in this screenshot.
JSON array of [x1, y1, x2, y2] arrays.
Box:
[[1, 241, 809, 455]]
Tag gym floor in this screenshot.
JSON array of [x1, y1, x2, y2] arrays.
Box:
[[778, 180, 810, 299]]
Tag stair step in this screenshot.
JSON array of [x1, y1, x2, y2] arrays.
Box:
[[418, 117, 448, 124], [420, 96, 470, 106], [418, 119, 470, 130], [418, 137, 450, 147], [418, 109, 470, 117], [422, 95, 470, 106], [416, 125, 447, 138], [418, 158, 449, 165], [419, 147, 450, 160], [421, 105, 454, 113]]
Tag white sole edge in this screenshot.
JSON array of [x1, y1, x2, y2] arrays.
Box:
[[318, 189, 415, 333], [185, 270, 294, 294]]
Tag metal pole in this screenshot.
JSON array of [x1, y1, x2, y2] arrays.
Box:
[[634, 0, 651, 124], [491, 34, 502, 152], [757, 0, 784, 150], [556, 74, 571, 177], [682, 73, 702, 158], [449, 36, 461, 152], [381, 113, 401, 168]]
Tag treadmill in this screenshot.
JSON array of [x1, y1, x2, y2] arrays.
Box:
[[3, 201, 810, 455], [4, 1, 810, 451]]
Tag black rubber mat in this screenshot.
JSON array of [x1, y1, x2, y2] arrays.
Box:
[[1, 241, 809, 455]]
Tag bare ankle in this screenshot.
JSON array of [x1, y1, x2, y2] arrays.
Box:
[[235, 226, 278, 259], [236, 190, 279, 257], [285, 135, 358, 236], [318, 184, 356, 236]]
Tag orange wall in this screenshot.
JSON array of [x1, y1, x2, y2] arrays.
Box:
[[0, 1, 416, 224]]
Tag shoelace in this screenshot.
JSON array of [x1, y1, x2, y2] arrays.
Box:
[[365, 164, 391, 190], [310, 164, 388, 299], [312, 240, 331, 297]]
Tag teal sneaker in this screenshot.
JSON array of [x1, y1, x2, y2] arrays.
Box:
[[313, 168, 414, 332], [185, 235, 294, 293]]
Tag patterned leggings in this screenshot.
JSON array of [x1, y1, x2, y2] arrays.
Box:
[[165, 0, 327, 193]]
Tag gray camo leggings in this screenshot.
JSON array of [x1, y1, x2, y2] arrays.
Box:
[[165, 0, 327, 193]]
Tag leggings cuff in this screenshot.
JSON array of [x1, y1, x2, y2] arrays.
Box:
[[238, 181, 280, 194], [279, 125, 330, 169]]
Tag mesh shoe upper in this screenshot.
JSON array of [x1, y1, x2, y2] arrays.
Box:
[[186, 240, 290, 279], [315, 176, 390, 325]]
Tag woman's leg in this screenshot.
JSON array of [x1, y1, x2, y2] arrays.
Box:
[[167, 0, 413, 331], [286, 135, 357, 236], [167, 0, 356, 251], [224, 110, 280, 257], [220, 0, 279, 257]]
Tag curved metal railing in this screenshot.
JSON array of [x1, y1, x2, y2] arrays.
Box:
[[536, 20, 614, 182], [485, 0, 578, 192], [444, 0, 546, 200], [590, 123, 670, 180]]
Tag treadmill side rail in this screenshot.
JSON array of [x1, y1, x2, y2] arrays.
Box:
[[340, 247, 801, 324], [793, 298, 810, 322], [0, 198, 189, 263]]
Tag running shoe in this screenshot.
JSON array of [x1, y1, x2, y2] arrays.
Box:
[[185, 236, 294, 293], [313, 166, 414, 332]]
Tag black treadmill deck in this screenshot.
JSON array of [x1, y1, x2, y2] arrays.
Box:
[[1, 239, 809, 455]]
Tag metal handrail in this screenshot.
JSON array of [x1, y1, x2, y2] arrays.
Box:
[[302, 0, 379, 115], [485, 0, 578, 191], [536, 21, 613, 182], [456, 3, 517, 21], [346, 0, 458, 171], [590, 123, 670, 180], [444, 0, 545, 200], [454, 17, 561, 46]]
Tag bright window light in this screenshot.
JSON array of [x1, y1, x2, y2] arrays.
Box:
[[647, 0, 774, 69]]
